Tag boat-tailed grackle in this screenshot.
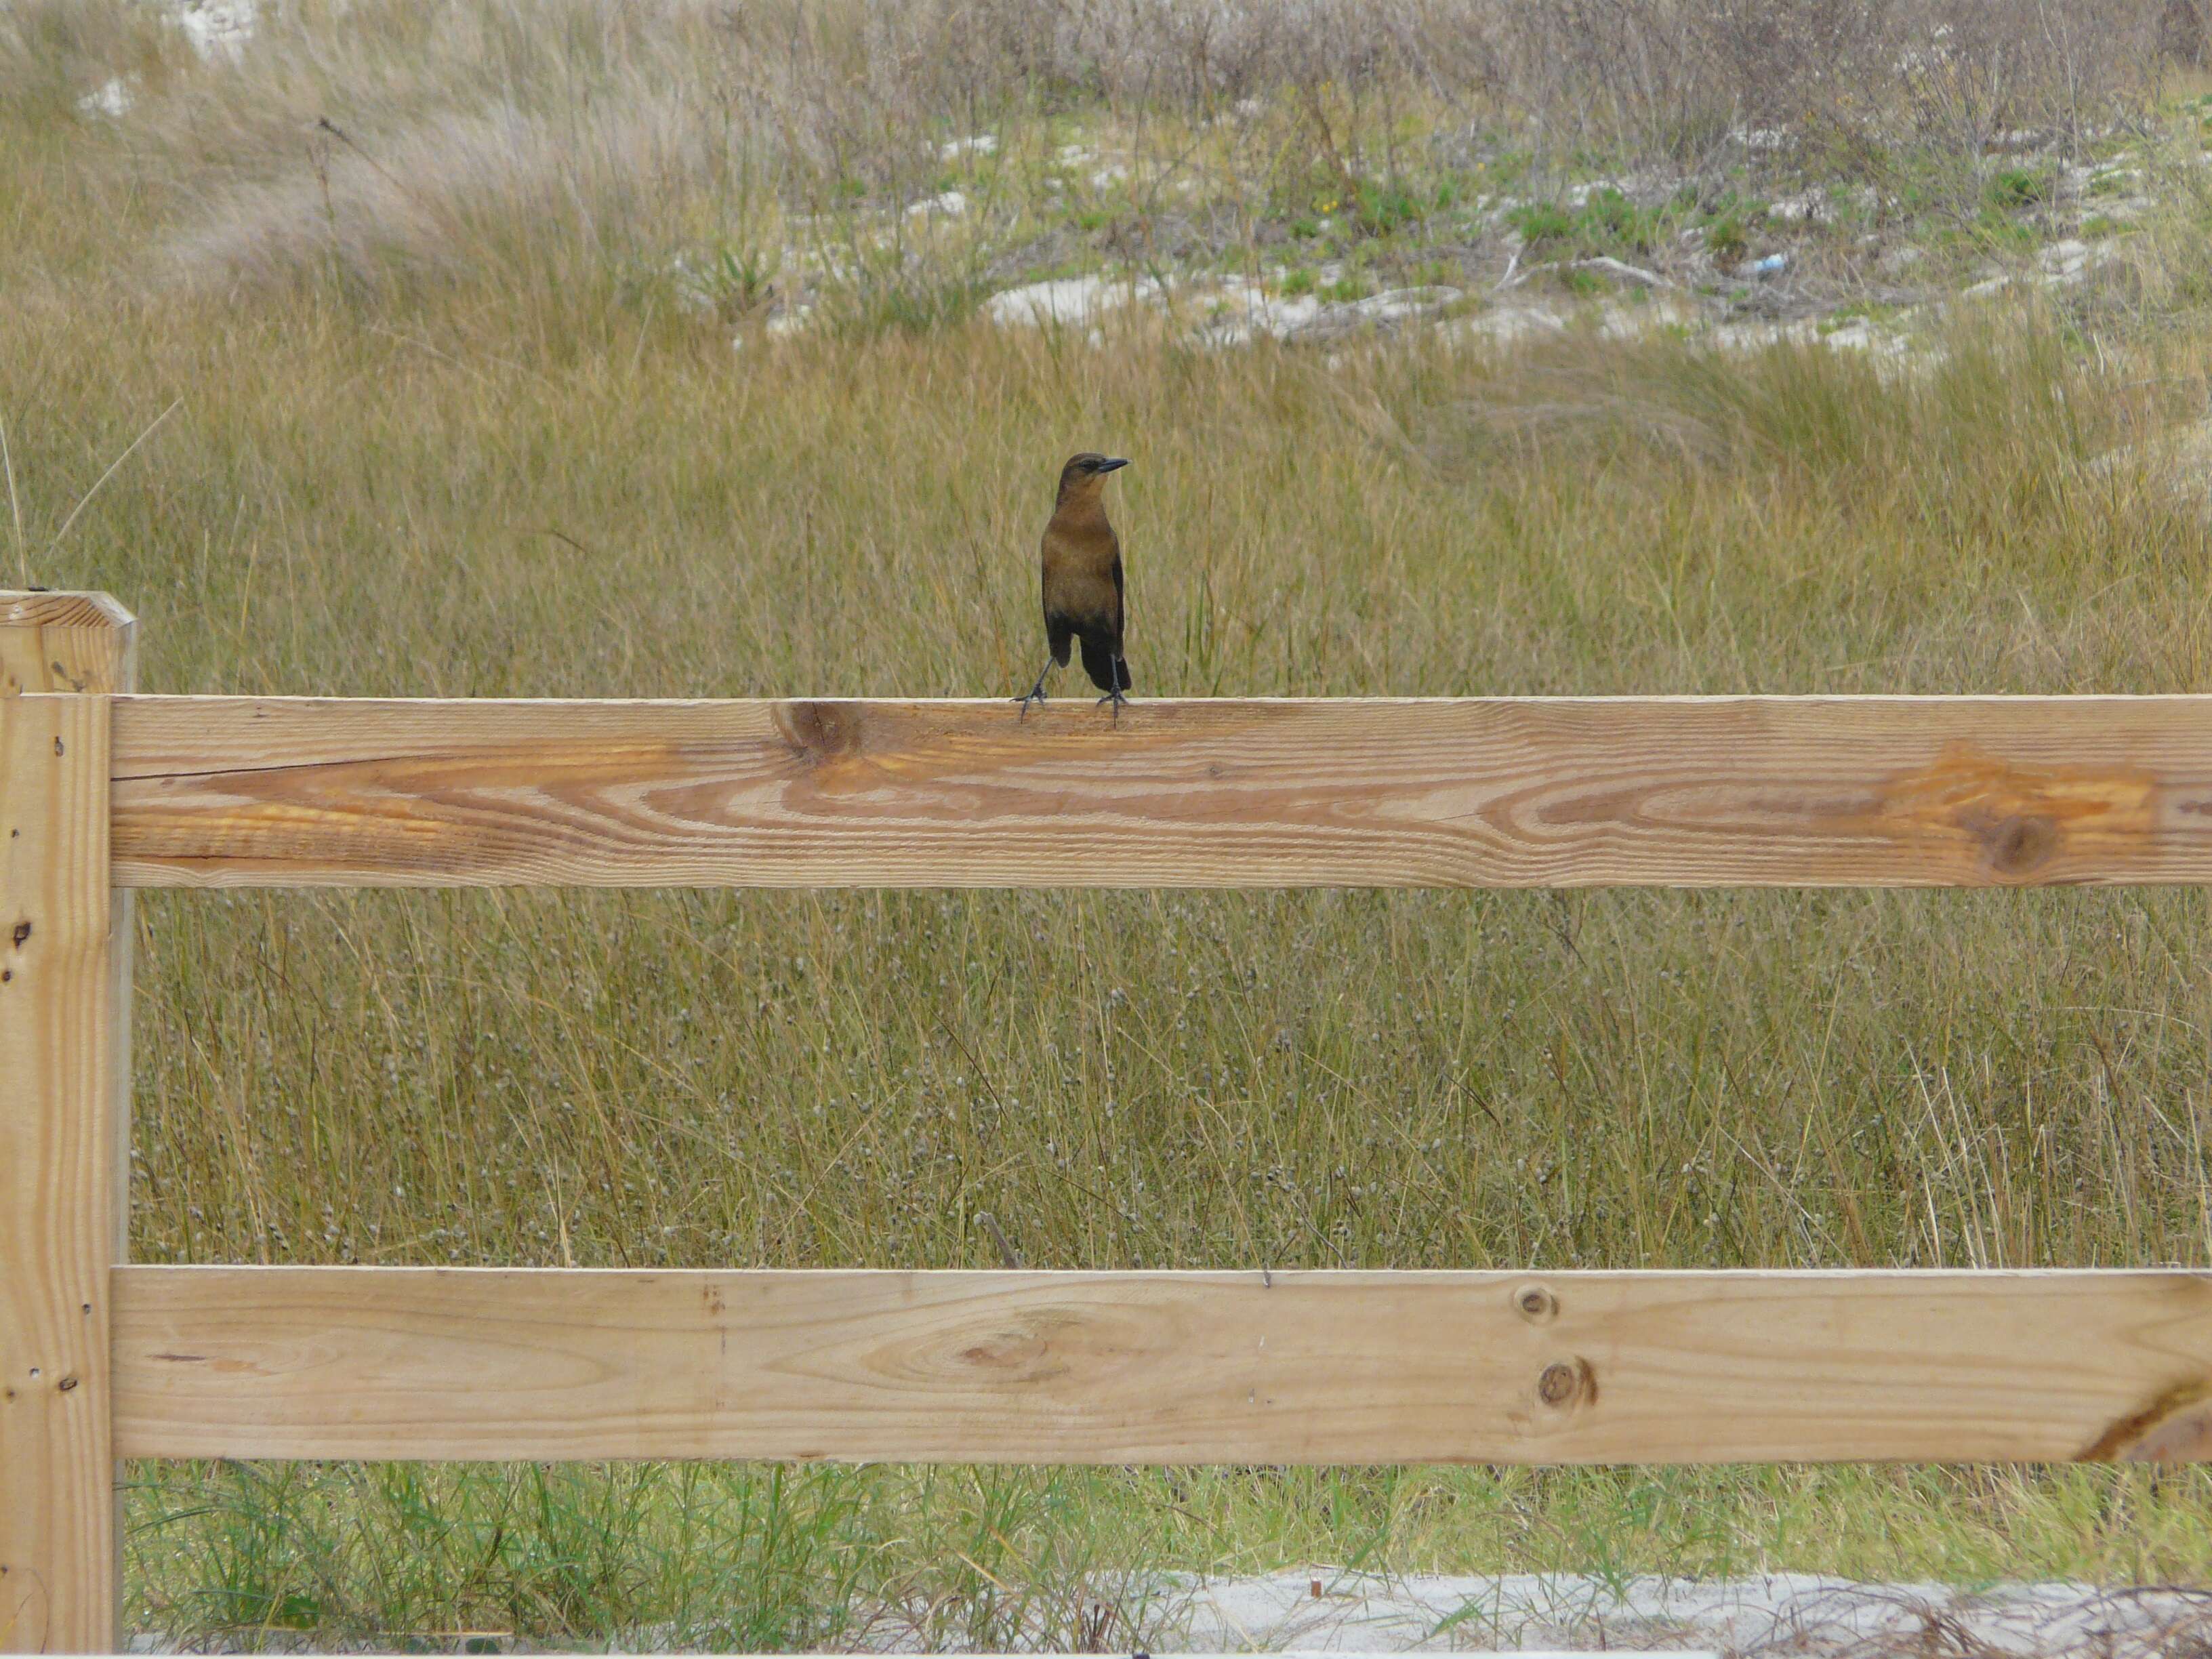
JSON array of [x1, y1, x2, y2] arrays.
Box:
[[1018, 453, 1131, 717]]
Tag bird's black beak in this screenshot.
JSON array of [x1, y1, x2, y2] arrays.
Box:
[[1097, 457, 1130, 472]]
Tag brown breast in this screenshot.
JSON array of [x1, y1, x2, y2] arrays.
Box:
[[1041, 504, 1120, 627]]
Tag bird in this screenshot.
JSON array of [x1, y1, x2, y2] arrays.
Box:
[[1017, 453, 1132, 718]]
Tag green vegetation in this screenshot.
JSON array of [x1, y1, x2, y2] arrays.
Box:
[[1705, 211, 1750, 264], [1507, 200, 1580, 247], [1352, 179, 1427, 237], [1971, 209, 2044, 254], [1507, 188, 1670, 265], [1986, 166, 2055, 211]]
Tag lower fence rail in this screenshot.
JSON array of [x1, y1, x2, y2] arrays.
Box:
[[113, 1265, 2212, 1465]]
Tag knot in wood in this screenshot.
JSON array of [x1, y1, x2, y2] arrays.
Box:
[[1988, 813, 2057, 876], [1536, 1356, 1595, 1409], [954, 1316, 1069, 1382], [777, 700, 862, 764], [1514, 1284, 1558, 1324]]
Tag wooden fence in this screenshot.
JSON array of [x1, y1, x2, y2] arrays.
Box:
[[6, 589, 2212, 1652]]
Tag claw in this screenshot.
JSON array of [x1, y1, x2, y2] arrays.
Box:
[[1095, 688, 1128, 718]]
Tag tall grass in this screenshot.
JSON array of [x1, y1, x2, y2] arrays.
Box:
[[12, 0, 2212, 1649]]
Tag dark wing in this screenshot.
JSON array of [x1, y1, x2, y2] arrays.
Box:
[[1110, 539, 1126, 642]]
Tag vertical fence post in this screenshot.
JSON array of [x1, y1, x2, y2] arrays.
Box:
[[1, 592, 135, 1654]]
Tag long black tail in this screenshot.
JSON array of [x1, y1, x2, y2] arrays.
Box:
[[1079, 634, 1132, 695]]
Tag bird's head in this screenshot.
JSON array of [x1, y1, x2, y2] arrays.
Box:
[[1057, 452, 1130, 502]]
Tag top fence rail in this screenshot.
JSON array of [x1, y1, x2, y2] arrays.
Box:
[[64, 689, 2212, 888]]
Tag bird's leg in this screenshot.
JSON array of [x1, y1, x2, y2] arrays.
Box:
[[1016, 661, 1053, 718], [1094, 658, 1128, 718]]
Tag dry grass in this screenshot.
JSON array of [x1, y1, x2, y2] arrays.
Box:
[[8, 0, 2193, 324], [12, 0, 2212, 1650]]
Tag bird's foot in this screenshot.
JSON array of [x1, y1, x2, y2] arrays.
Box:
[[1095, 688, 1128, 718], [1015, 686, 1048, 720]]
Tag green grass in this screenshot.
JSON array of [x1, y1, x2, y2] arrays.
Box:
[[1704, 210, 1750, 265], [1508, 188, 1669, 266], [1986, 166, 2055, 211], [127, 1460, 2212, 1647], [1352, 179, 1427, 237], [12, 0, 2212, 1650]]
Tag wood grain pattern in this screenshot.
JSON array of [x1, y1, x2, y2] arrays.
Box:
[[5, 596, 143, 1252], [0, 592, 136, 697], [110, 1266, 2212, 1465], [101, 693, 2212, 889], [1, 693, 119, 1654]]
